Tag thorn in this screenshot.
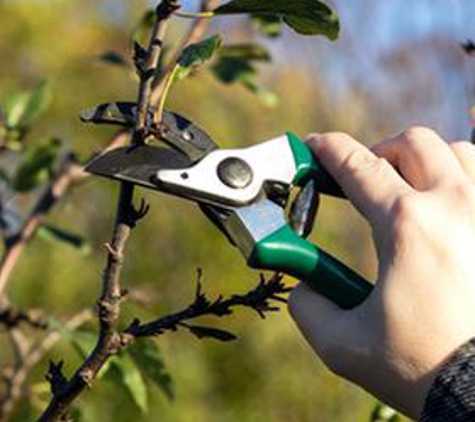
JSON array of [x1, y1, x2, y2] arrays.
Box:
[[259, 273, 266, 285], [271, 296, 288, 304], [104, 242, 115, 254], [104, 243, 122, 261], [127, 198, 150, 227], [124, 318, 142, 335], [46, 360, 67, 396], [195, 268, 204, 298], [257, 310, 266, 319]]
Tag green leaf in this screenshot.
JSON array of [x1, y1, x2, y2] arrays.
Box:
[[48, 320, 115, 378], [215, 0, 340, 39], [370, 403, 400, 422], [99, 51, 130, 68], [129, 339, 174, 401], [108, 353, 149, 413], [188, 325, 237, 342], [175, 35, 222, 81], [71, 330, 97, 359], [48, 319, 96, 359], [3, 80, 52, 132], [241, 78, 278, 107], [21, 80, 52, 128], [73, 401, 101, 422], [3, 91, 30, 130], [251, 15, 283, 38], [212, 44, 277, 106], [38, 224, 91, 254], [218, 44, 271, 62], [12, 138, 62, 192], [212, 56, 255, 84], [81, 102, 138, 127]]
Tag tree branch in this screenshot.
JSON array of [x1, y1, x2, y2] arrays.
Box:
[[0, 306, 48, 330], [150, 0, 220, 106], [34, 1, 176, 419], [0, 310, 92, 422], [136, 0, 179, 135], [124, 273, 290, 339]]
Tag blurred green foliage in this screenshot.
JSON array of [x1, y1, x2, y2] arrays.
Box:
[[0, 1, 410, 421]]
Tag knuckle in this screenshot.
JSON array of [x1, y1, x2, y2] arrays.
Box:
[[403, 126, 438, 146], [448, 181, 475, 205], [339, 150, 388, 178], [451, 141, 475, 156], [316, 132, 355, 154], [390, 194, 421, 234]]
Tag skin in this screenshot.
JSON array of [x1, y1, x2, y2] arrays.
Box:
[[288, 127, 475, 420]]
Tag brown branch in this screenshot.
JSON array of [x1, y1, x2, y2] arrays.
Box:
[[150, 0, 220, 106], [0, 310, 92, 422], [0, 160, 81, 298], [136, 0, 179, 134], [33, 189, 136, 422], [124, 273, 290, 338], [34, 2, 177, 420], [0, 306, 48, 330]]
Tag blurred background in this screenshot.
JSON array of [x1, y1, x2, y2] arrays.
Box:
[[0, 0, 474, 421]]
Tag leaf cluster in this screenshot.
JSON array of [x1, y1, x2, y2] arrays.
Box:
[[215, 0, 340, 39], [0, 83, 88, 252]]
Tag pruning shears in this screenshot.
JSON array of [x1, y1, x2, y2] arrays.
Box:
[[83, 104, 373, 309]]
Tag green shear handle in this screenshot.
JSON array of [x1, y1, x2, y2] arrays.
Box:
[[248, 133, 373, 310]]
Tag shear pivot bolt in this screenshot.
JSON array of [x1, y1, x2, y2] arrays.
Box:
[[217, 158, 253, 189]]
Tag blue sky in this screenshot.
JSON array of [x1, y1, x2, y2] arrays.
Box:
[[270, 0, 475, 138]]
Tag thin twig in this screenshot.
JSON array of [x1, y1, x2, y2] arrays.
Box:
[[136, 0, 179, 135], [0, 306, 48, 330], [150, 0, 220, 107], [0, 310, 92, 422], [174, 10, 214, 19], [124, 273, 290, 338]]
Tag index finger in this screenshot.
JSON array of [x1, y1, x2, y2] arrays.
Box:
[[307, 132, 411, 226]]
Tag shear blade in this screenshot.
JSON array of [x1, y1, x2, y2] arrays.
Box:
[[85, 145, 192, 190]]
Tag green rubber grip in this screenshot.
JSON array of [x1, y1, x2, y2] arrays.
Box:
[[246, 132, 372, 308], [248, 225, 373, 309], [287, 132, 345, 198]]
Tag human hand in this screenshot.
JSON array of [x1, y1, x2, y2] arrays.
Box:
[[288, 127, 475, 419]]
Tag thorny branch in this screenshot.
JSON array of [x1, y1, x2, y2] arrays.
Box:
[[0, 128, 128, 420], [0, 0, 291, 421], [35, 1, 177, 420], [125, 273, 290, 339]]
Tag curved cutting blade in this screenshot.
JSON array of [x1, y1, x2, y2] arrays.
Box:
[[81, 103, 217, 162], [85, 145, 192, 190]]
